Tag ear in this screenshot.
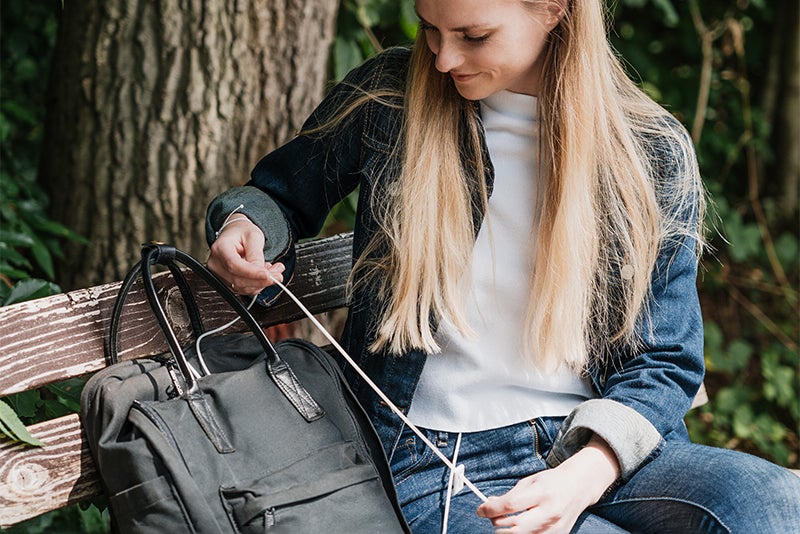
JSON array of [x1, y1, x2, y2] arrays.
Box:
[[544, 0, 566, 30]]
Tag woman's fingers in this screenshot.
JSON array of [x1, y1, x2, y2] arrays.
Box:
[[477, 479, 537, 518], [207, 218, 283, 295], [476, 471, 583, 533]]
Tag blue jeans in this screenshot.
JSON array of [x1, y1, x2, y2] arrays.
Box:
[[389, 418, 800, 533]]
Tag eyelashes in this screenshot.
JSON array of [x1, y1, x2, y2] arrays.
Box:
[[463, 33, 490, 43], [419, 21, 490, 44]]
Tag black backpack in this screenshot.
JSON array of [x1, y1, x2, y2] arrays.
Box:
[[80, 243, 408, 533]]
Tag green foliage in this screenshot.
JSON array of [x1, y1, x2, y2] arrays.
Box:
[[0, 1, 86, 305], [333, 0, 418, 80], [0, 399, 44, 447], [6, 502, 110, 534]]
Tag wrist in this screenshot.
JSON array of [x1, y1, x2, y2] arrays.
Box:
[[559, 435, 620, 506], [215, 215, 254, 238]]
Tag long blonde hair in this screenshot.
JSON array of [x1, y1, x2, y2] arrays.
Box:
[[351, 0, 704, 371]]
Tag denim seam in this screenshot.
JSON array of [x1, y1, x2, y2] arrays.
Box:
[[393, 432, 438, 486], [590, 496, 730, 533]]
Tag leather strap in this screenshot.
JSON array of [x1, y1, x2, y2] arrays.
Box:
[[107, 243, 325, 439]]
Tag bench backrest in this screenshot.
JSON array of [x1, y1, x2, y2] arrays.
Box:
[[0, 233, 353, 527]]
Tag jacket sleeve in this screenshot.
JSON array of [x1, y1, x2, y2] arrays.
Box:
[[547, 134, 705, 481], [205, 51, 400, 302]]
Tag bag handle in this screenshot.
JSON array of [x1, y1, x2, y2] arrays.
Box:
[[107, 257, 205, 365], [107, 243, 325, 427]]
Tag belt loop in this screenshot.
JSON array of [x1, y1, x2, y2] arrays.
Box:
[[436, 431, 448, 448]]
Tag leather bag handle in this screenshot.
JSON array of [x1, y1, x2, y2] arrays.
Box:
[[107, 243, 325, 431], [107, 256, 205, 365]]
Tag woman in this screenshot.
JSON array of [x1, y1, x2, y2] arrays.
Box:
[[205, 0, 800, 532]]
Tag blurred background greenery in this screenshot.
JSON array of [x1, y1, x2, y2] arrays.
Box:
[[1, 0, 797, 531]]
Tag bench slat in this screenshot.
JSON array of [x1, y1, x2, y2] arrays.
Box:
[[0, 233, 353, 396], [0, 414, 98, 527]]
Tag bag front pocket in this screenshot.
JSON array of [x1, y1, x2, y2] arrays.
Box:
[[110, 475, 193, 533], [220, 441, 402, 533]]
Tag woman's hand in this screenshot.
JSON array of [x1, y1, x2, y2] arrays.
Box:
[[207, 217, 285, 295], [476, 435, 620, 533]]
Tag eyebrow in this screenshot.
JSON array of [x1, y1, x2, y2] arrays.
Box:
[[415, 10, 488, 33]]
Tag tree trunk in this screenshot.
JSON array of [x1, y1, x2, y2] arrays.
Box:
[[39, 0, 338, 290], [775, 0, 799, 219]]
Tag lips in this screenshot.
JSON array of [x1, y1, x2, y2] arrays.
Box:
[[450, 72, 479, 83]]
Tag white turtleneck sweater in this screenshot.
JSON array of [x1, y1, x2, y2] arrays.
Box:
[[407, 90, 596, 433]]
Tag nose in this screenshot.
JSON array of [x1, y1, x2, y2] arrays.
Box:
[[433, 38, 463, 73]]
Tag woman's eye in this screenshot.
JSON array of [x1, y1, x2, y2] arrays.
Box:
[[420, 22, 438, 33], [464, 33, 490, 43]]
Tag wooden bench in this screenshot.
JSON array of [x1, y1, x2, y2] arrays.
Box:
[[3, 230, 757, 527], [0, 233, 354, 527]]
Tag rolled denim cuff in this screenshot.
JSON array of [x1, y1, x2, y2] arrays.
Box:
[[206, 186, 292, 264], [546, 398, 663, 480]]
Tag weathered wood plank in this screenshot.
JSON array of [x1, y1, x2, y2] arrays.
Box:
[[0, 414, 98, 527], [0, 233, 353, 396]]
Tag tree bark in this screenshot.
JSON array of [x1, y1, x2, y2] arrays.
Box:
[[39, 0, 338, 290], [775, 0, 799, 219]]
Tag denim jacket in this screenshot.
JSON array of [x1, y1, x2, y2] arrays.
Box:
[[206, 47, 705, 482]]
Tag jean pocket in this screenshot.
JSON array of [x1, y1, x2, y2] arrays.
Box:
[[389, 425, 436, 485], [110, 475, 193, 532], [219, 441, 398, 533]]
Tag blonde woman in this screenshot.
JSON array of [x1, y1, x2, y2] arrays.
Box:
[[206, 0, 800, 532]]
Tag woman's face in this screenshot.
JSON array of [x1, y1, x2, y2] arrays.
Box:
[[415, 0, 562, 100]]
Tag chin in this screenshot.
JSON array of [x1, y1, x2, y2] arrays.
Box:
[[454, 86, 494, 102]]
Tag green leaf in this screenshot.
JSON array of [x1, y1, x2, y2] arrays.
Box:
[[731, 404, 754, 439], [0, 229, 36, 247], [355, 2, 380, 28], [0, 242, 33, 269], [651, 0, 679, 27], [32, 217, 89, 243], [723, 339, 752, 373], [722, 213, 762, 262], [714, 386, 750, 415], [705, 322, 751, 373], [6, 390, 42, 419], [704, 321, 723, 352], [398, 0, 418, 39], [78, 504, 111, 533], [0, 398, 45, 446], [0, 264, 31, 280], [43, 397, 73, 420], [1, 100, 38, 125], [333, 36, 364, 82], [2, 278, 60, 306], [774, 232, 798, 268], [31, 238, 55, 279], [46, 378, 85, 413]]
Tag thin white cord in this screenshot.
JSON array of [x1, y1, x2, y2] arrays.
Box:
[[267, 274, 488, 503], [442, 432, 464, 534], [191, 294, 259, 377], [214, 204, 246, 239]]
